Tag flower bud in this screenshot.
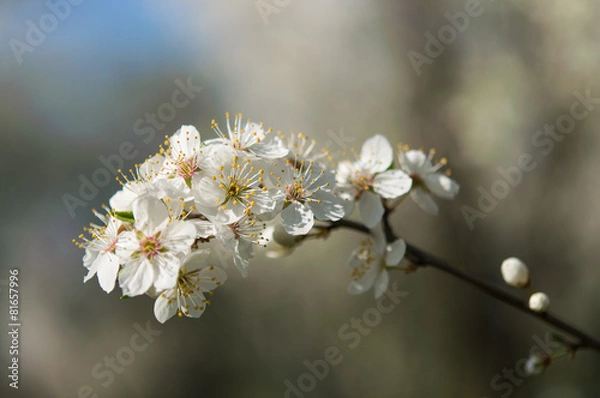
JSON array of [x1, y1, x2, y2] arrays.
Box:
[[528, 292, 550, 313], [525, 354, 550, 376], [500, 257, 530, 288]]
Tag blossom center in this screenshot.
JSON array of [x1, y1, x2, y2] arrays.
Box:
[[139, 236, 163, 258]]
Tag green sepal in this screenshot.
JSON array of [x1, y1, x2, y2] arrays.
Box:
[[114, 211, 135, 223]]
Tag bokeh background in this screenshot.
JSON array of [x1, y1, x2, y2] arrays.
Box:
[[1, 0, 600, 397]]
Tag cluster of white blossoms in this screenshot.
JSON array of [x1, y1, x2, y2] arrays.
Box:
[[75, 113, 460, 323]]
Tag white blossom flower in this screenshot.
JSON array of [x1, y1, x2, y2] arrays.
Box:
[[347, 224, 407, 299], [153, 250, 227, 323], [160, 125, 210, 194], [76, 207, 123, 293], [529, 292, 550, 313], [109, 154, 175, 212], [193, 151, 276, 224], [278, 131, 326, 162], [210, 112, 289, 159], [214, 215, 269, 277], [116, 196, 196, 297], [336, 135, 412, 228], [398, 148, 459, 215], [272, 157, 345, 235], [501, 257, 530, 288]]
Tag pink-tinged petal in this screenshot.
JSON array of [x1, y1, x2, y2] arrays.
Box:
[[281, 202, 314, 235], [154, 288, 178, 324], [133, 196, 169, 233], [410, 187, 439, 215], [359, 191, 384, 228], [424, 173, 459, 199], [96, 254, 120, 293], [385, 239, 406, 267], [361, 135, 393, 173], [373, 169, 413, 199], [373, 269, 390, 299], [119, 260, 154, 297]]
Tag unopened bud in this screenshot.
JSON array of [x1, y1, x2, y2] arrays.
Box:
[[525, 353, 550, 376], [528, 292, 550, 313], [501, 257, 530, 288]]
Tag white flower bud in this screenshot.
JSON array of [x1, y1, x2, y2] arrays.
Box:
[[500, 257, 530, 288], [529, 292, 550, 313], [525, 354, 550, 376]]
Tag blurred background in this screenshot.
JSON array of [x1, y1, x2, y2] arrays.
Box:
[[1, 0, 600, 397]]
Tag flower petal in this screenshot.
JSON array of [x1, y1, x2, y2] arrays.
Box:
[[373, 169, 413, 199], [359, 191, 384, 228], [154, 289, 178, 324], [361, 135, 393, 173], [96, 254, 120, 293], [281, 202, 314, 235], [424, 173, 460, 199], [373, 269, 389, 299], [410, 187, 439, 215], [385, 239, 406, 267]]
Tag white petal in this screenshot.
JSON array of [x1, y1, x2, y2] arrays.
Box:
[[309, 191, 345, 221], [251, 135, 289, 159], [373, 169, 413, 199], [385, 239, 406, 267], [109, 188, 138, 212], [361, 135, 393, 173], [154, 289, 178, 324], [400, 150, 431, 175], [133, 196, 169, 233], [181, 250, 211, 272], [193, 177, 224, 207], [410, 187, 439, 215], [119, 260, 154, 297], [281, 202, 314, 235], [359, 191, 384, 228], [197, 265, 228, 291], [189, 219, 216, 238], [162, 221, 196, 253], [96, 254, 121, 293], [373, 269, 389, 299], [424, 173, 459, 199]]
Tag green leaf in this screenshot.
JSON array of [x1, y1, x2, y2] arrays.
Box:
[[114, 211, 135, 223], [120, 295, 130, 300]]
